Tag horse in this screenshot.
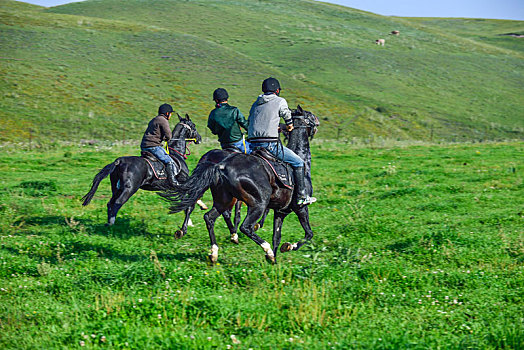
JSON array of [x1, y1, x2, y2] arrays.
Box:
[[162, 106, 319, 264], [181, 148, 248, 245], [82, 114, 202, 237]]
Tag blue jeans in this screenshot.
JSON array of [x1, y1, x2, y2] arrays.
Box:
[[222, 138, 250, 154], [141, 146, 172, 165], [250, 141, 304, 169]]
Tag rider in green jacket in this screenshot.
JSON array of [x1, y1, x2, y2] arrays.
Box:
[[207, 88, 249, 153]]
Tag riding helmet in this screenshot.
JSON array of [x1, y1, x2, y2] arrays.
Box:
[[262, 77, 281, 93], [213, 88, 229, 102], [158, 103, 174, 116]]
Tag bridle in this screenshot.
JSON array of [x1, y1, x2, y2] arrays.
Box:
[[292, 111, 320, 138], [168, 121, 199, 159]]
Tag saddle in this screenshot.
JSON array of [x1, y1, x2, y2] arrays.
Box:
[[140, 151, 168, 180], [251, 148, 293, 189], [222, 145, 244, 153]]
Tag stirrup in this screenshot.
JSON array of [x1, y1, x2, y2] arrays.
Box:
[[297, 195, 317, 206]]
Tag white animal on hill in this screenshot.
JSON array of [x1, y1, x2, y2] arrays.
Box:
[[375, 39, 385, 46]]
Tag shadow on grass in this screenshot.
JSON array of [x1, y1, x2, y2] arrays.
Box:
[[6, 216, 205, 267], [18, 215, 168, 239]]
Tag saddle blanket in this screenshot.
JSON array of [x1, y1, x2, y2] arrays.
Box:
[[251, 148, 293, 189], [141, 151, 167, 180]]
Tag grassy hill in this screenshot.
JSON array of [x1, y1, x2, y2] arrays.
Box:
[[1, 0, 523, 143]]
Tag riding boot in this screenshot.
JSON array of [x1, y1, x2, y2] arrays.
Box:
[[166, 161, 179, 187], [293, 167, 316, 206]]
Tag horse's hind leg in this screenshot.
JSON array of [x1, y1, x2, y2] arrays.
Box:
[[255, 207, 270, 231], [107, 177, 139, 226], [204, 207, 222, 264], [280, 206, 314, 253], [106, 174, 120, 225], [175, 204, 195, 239], [239, 205, 276, 264], [222, 204, 239, 244], [272, 210, 288, 259]]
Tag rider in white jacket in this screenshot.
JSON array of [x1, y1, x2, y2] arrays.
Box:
[[248, 77, 316, 206]]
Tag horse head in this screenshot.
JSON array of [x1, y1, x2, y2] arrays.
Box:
[[292, 105, 320, 139], [169, 113, 202, 148]]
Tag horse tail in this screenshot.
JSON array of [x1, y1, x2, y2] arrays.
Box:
[[160, 161, 220, 213], [81, 159, 120, 206]]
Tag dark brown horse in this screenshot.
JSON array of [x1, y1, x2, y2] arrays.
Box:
[[162, 106, 319, 263], [82, 114, 202, 236]]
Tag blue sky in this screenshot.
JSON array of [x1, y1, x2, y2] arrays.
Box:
[[17, 0, 524, 21], [321, 0, 524, 21]]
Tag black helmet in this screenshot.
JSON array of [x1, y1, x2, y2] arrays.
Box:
[[262, 77, 281, 93], [213, 88, 229, 102], [158, 103, 173, 115]]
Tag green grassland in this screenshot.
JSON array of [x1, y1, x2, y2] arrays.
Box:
[[0, 141, 522, 348], [1, 0, 523, 348], [1, 0, 523, 143]]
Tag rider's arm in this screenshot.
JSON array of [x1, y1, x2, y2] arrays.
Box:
[[207, 113, 219, 135], [160, 118, 172, 141], [235, 108, 249, 131], [278, 98, 293, 126]]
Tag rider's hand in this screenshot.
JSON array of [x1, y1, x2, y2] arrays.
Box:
[[286, 124, 294, 132]]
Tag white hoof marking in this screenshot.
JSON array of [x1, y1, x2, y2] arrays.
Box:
[[261, 242, 274, 258]]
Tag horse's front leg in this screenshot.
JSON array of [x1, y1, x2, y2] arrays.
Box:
[[175, 204, 195, 239], [280, 205, 314, 253]]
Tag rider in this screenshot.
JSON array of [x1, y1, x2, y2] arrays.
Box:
[[140, 103, 179, 187], [207, 88, 249, 153], [248, 77, 316, 206]]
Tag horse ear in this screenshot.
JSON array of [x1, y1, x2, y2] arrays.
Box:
[[297, 105, 304, 114], [177, 113, 183, 121], [185, 113, 191, 121]]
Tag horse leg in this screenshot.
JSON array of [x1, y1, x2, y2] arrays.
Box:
[[233, 201, 242, 235], [280, 206, 314, 253], [239, 205, 276, 264], [221, 208, 239, 244], [174, 204, 195, 239], [272, 210, 289, 259], [106, 173, 120, 226], [204, 207, 222, 264], [255, 207, 270, 231], [107, 178, 139, 226]]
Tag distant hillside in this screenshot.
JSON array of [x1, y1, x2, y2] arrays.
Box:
[[1, 0, 523, 143]]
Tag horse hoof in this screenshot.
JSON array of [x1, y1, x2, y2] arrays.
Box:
[[207, 255, 217, 265], [174, 230, 185, 239], [230, 238, 239, 245], [265, 254, 276, 264], [280, 242, 292, 253]]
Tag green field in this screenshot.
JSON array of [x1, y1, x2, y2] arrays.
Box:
[[1, 0, 523, 348], [1, 0, 523, 143], [0, 140, 522, 349]]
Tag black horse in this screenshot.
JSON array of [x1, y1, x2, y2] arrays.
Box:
[[82, 114, 202, 236], [162, 106, 319, 263], [184, 148, 245, 244]]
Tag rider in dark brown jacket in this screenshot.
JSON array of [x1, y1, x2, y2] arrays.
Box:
[[140, 104, 179, 186]]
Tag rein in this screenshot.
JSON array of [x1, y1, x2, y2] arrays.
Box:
[[167, 122, 197, 159], [169, 146, 190, 159]]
